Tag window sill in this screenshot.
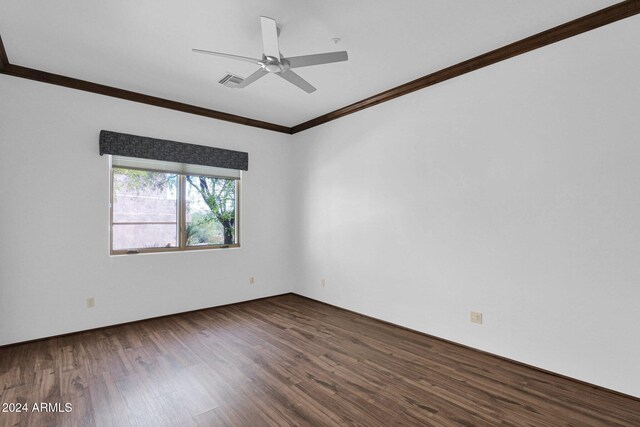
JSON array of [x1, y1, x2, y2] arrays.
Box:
[[110, 244, 241, 256]]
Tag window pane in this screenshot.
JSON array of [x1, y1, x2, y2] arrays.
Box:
[[112, 168, 178, 251], [185, 175, 237, 246]]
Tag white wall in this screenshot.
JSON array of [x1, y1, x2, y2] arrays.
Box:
[[291, 16, 640, 397], [0, 76, 294, 345]]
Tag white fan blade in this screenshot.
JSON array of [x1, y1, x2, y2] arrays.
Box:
[[237, 68, 268, 88], [260, 16, 280, 58], [278, 70, 316, 93], [192, 49, 261, 64], [285, 51, 348, 69]]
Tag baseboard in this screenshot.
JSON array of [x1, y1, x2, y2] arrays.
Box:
[[0, 292, 294, 348], [291, 292, 640, 403]]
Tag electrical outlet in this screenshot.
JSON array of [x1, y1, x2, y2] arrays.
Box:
[[470, 311, 483, 324], [249, 276, 255, 284], [86, 297, 95, 308], [321, 278, 326, 287]]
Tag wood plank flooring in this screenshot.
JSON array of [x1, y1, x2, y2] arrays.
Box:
[[1, 294, 639, 426]]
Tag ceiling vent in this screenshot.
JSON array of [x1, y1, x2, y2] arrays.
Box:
[[218, 73, 244, 88]]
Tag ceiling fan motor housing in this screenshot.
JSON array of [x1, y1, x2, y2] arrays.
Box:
[[260, 56, 288, 73]]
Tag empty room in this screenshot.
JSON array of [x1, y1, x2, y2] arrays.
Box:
[[1, 1, 639, 425]]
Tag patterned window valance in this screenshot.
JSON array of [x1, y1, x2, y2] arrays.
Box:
[[99, 130, 248, 171]]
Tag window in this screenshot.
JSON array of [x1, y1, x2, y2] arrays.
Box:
[[110, 158, 239, 254]]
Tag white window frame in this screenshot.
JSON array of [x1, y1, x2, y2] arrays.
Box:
[[109, 157, 241, 255]]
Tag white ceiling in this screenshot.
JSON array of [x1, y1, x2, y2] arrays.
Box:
[[0, 0, 619, 127]]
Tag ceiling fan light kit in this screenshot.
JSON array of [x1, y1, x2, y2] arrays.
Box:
[[193, 16, 348, 94]]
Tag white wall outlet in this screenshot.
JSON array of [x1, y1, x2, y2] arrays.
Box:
[[86, 297, 95, 308], [249, 276, 255, 284], [471, 311, 483, 324], [321, 278, 326, 287]]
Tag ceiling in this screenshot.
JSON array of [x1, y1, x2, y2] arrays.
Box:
[[0, 0, 619, 127]]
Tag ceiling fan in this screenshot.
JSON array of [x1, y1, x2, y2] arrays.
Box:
[[193, 16, 348, 93]]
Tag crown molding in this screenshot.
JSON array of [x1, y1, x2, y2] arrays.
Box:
[[291, 0, 640, 133], [0, 34, 9, 71], [1, 1, 639, 135], [0, 36, 290, 134]]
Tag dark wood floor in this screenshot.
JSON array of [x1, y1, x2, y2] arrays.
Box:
[[1, 294, 639, 426]]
